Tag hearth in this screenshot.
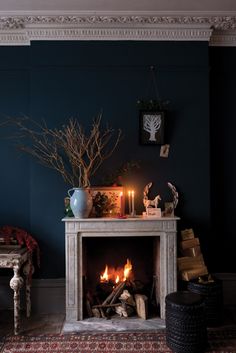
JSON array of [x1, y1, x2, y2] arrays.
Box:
[[83, 237, 158, 319], [63, 217, 178, 326]]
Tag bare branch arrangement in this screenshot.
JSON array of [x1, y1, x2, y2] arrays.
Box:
[[9, 114, 122, 187]]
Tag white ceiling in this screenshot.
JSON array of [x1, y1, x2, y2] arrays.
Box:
[[0, 0, 236, 13]]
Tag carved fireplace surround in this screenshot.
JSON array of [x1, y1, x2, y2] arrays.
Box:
[[63, 216, 178, 323]]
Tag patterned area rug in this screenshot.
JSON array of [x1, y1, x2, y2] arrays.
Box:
[[1, 329, 236, 353]]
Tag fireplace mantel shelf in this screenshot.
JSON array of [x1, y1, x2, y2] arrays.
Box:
[[62, 216, 179, 221], [62, 216, 179, 322]]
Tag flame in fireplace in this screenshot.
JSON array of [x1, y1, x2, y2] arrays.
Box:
[[100, 259, 133, 284], [100, 265, 109, 282], [123, 258, 132, 281]]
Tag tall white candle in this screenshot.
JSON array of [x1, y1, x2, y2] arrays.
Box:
[[128, 191, 131, 215], [131, 190, 135, 216]]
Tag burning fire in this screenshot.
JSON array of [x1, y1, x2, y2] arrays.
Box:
[[100, 259, 133, 284], [100, 265, 109, 282], [123, 258, 132, 281]]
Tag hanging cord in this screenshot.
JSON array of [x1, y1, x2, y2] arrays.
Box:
[[150, 66, 161, 103], [138, 65, 169, 111]]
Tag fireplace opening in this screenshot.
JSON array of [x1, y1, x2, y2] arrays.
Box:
[[82, 236, 160, 320]]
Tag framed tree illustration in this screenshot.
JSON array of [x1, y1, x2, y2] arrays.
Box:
[[139, 111, 164, 145]]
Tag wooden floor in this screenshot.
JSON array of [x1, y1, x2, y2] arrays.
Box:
[[0, 306, 236, 338], [0, 311, 65, 337]]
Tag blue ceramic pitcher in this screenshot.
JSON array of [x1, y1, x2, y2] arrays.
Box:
[[68, 188, 92, 218]]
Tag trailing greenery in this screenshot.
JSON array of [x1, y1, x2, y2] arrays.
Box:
[[102, 160, 140, 186], [137, 99, 170, 111]]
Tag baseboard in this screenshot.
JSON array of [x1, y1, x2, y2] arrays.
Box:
[[0, 274, 235, 314], [0, 277, 65, 314]]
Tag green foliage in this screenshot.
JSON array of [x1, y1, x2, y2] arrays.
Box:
[[93, 192, 117, 217], [137, 99, 170, 111], [102, 160, 140, 186]]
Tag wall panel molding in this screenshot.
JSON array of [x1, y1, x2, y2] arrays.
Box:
[[0, 277, 65, 314], [0, 274, 235, 314], [0, 12, 235, 45]]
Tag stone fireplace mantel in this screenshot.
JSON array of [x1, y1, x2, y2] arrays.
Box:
[[62, 216, 179, 322]]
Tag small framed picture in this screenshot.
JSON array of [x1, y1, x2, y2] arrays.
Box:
[[89, 186, 125, 218], [160, 144, 170, 158], [163, 202, 174, 217], [139, 111, 164, 145]]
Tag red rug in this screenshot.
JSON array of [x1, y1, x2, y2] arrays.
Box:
[[1, 329, 236, 353]]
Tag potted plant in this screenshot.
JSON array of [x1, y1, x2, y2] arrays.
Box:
[[11, 114, 121, 218]]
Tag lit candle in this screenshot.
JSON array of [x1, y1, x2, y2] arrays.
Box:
[[131, 190, 135, 216], [120, 191, 123, 216], [128, 191, 131, 215]]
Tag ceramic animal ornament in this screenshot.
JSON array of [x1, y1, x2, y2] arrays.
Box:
[[143, 182, 161, 211]]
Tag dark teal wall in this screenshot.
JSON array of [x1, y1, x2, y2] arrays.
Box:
[[210, 47, 236, 273], [0, 41, 210, 278], [0, 47, 30, 230]]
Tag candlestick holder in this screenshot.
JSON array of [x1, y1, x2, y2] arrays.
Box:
[[130, 210, 136, 218]]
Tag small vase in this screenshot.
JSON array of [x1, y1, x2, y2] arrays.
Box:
[[68, 188, 93, 218]]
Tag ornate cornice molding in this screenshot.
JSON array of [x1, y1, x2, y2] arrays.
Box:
[[0, 14, 236, 30], [210, 30, 236, 46], [0, 13, 235, 45]]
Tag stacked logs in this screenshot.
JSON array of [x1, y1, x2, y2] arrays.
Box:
[[86, 280, 150, 319]]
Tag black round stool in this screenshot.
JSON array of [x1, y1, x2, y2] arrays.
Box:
[[165, 291, 207, 353], [187, 278, 223, 327]]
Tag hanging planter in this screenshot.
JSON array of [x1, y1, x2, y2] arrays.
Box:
[[137, 66, 170, 146]]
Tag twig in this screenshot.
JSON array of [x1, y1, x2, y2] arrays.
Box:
[[7, 116, 122, 187], [92, 303, 121, 309]]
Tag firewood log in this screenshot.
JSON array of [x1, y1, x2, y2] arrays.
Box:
[[106, 281, 126, 314], [91, 308, 101, 318], [135, 294, 148, 320], [115, 304, 134, 317], [102, 282, 125, 304]]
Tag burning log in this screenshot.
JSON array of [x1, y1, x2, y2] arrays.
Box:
[[89, 282, 128, 318], [88, 258, 156, 320], [96, 282, 114, 300], [106, 281, 126, 314], [109, 281, 126, 304], [102, 281, 126, 306]]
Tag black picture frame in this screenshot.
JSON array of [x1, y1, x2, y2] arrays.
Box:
[[139, 111, 164, 145]]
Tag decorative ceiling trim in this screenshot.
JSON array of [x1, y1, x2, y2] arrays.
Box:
[[210, 30, 236, 46], [1, 13, 236, 31], [0, 13, 236, 45]]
